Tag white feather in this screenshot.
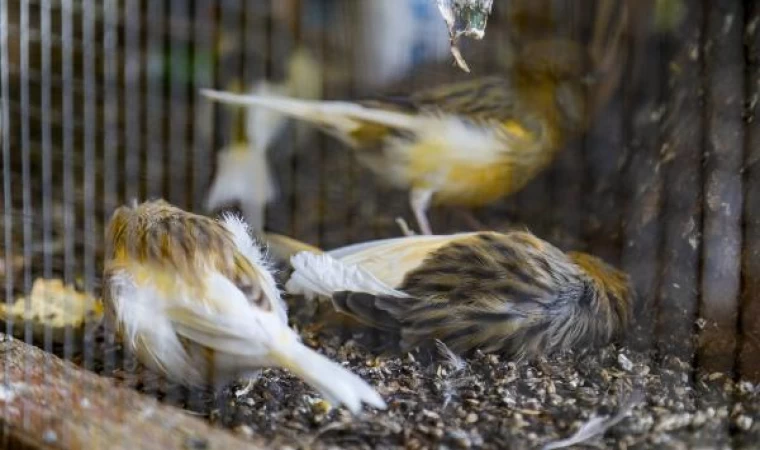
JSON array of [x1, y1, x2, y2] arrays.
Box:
[[107, 270, 204, 385], [327, 232, 478, 287], [205, 143, 275, 231], [286, 252, 407, 300], [220, 214, 288, 325], [201, 88, 426, 135], [327, 233, 472, 259]]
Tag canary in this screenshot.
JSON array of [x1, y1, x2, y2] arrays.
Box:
[[206, 47, 323, 231], [199, 22, 631, 236], [285, 231, 634, 358], [102, 200, 385, 413]]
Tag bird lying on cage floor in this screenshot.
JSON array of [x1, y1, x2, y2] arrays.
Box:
[[4, 206, 758, 449], [62, 307, 756, 450]]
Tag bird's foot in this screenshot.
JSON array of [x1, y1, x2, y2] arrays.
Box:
[[395, 217, 417, 237]]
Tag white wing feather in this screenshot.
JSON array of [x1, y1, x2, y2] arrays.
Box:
[[286, 252, 407, 300], [327, 233, 478, 287]]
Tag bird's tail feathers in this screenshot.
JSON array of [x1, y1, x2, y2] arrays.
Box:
[[269, 342, 386, 414], [201, 89, 424, 139]]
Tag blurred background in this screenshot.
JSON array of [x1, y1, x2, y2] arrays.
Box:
[[0, 0, 759, 448]]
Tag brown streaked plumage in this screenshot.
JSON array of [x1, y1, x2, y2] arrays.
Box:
[[106, 200, 272, 315], [103, 200, 385, 413], [286, 231, 635, 359]]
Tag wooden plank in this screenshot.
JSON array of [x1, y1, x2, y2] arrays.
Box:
[[619, 8, 665, 351], [0, 335, 261, 450], [694, 1, 745, 448], [697, 0, 744, 377], [739, 0, 760, 383], [654, 0, 704, 365]]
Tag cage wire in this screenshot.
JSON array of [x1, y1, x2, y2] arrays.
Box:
[[0, 0, 759, 448]]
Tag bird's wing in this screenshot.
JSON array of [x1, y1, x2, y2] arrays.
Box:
[[286, 251, 407, 300], [165, 272, 286, 359], [405, 76, 522, 121], [328, 233, 479, 287], [218, 214, 289, 325], [105, 268, 205, 385], [368, 76, 545, 148]]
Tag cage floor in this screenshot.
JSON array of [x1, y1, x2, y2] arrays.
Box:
[[45, 296, 751, 450]]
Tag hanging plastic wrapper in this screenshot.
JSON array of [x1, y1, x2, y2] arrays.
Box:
[[356, 0, 450, 88], [436, 0, 494, 72]]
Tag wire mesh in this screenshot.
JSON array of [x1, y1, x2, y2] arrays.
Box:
[[0, 0, 759, 448]]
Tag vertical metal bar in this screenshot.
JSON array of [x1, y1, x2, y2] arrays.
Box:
[[319, 1, 350, 249], [103, 0, 119, 216], [146, 0, 165, 198], [58, 0, 77, 445], [17, 0, 33, 432], [264, 0, 298, 239], [167, 2, 191, 414], [101, 0, 119, 404], [293, 1, 323, 247], [20, 0, 34, 353], [241, 0, 269, 231], [38, 0, 55, 440], [81, 0, 97, 371], [549, 0, 584, 251], [168, 0, 188, 208], [123, 0, 140, 203], [40, 0, 53, 284], [120, 0, 141, 435], [582, 0, 625, 263], [143, 0, 166, 401], [0, 0, 15, 441], [192, 0, 214, 212], [60, 0, 76, 364]]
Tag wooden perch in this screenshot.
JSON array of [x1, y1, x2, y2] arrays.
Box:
[[0, 334, 263, 450]]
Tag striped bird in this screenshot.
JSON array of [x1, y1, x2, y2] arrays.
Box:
[[284, 231, 635, 358]]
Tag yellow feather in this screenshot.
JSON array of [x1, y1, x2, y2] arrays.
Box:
[[406, 140, 516, 206]]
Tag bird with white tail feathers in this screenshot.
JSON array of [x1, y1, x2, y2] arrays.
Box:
[[206, 47, 323, 232], [283, 230, 635, 359], [103, 200, 385, 414]]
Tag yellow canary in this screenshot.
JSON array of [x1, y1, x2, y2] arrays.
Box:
[[200, 2, 629, 236], [285, 231, 634, 358], [200, 37, 598, 236], [102, 200, 385, 413]]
